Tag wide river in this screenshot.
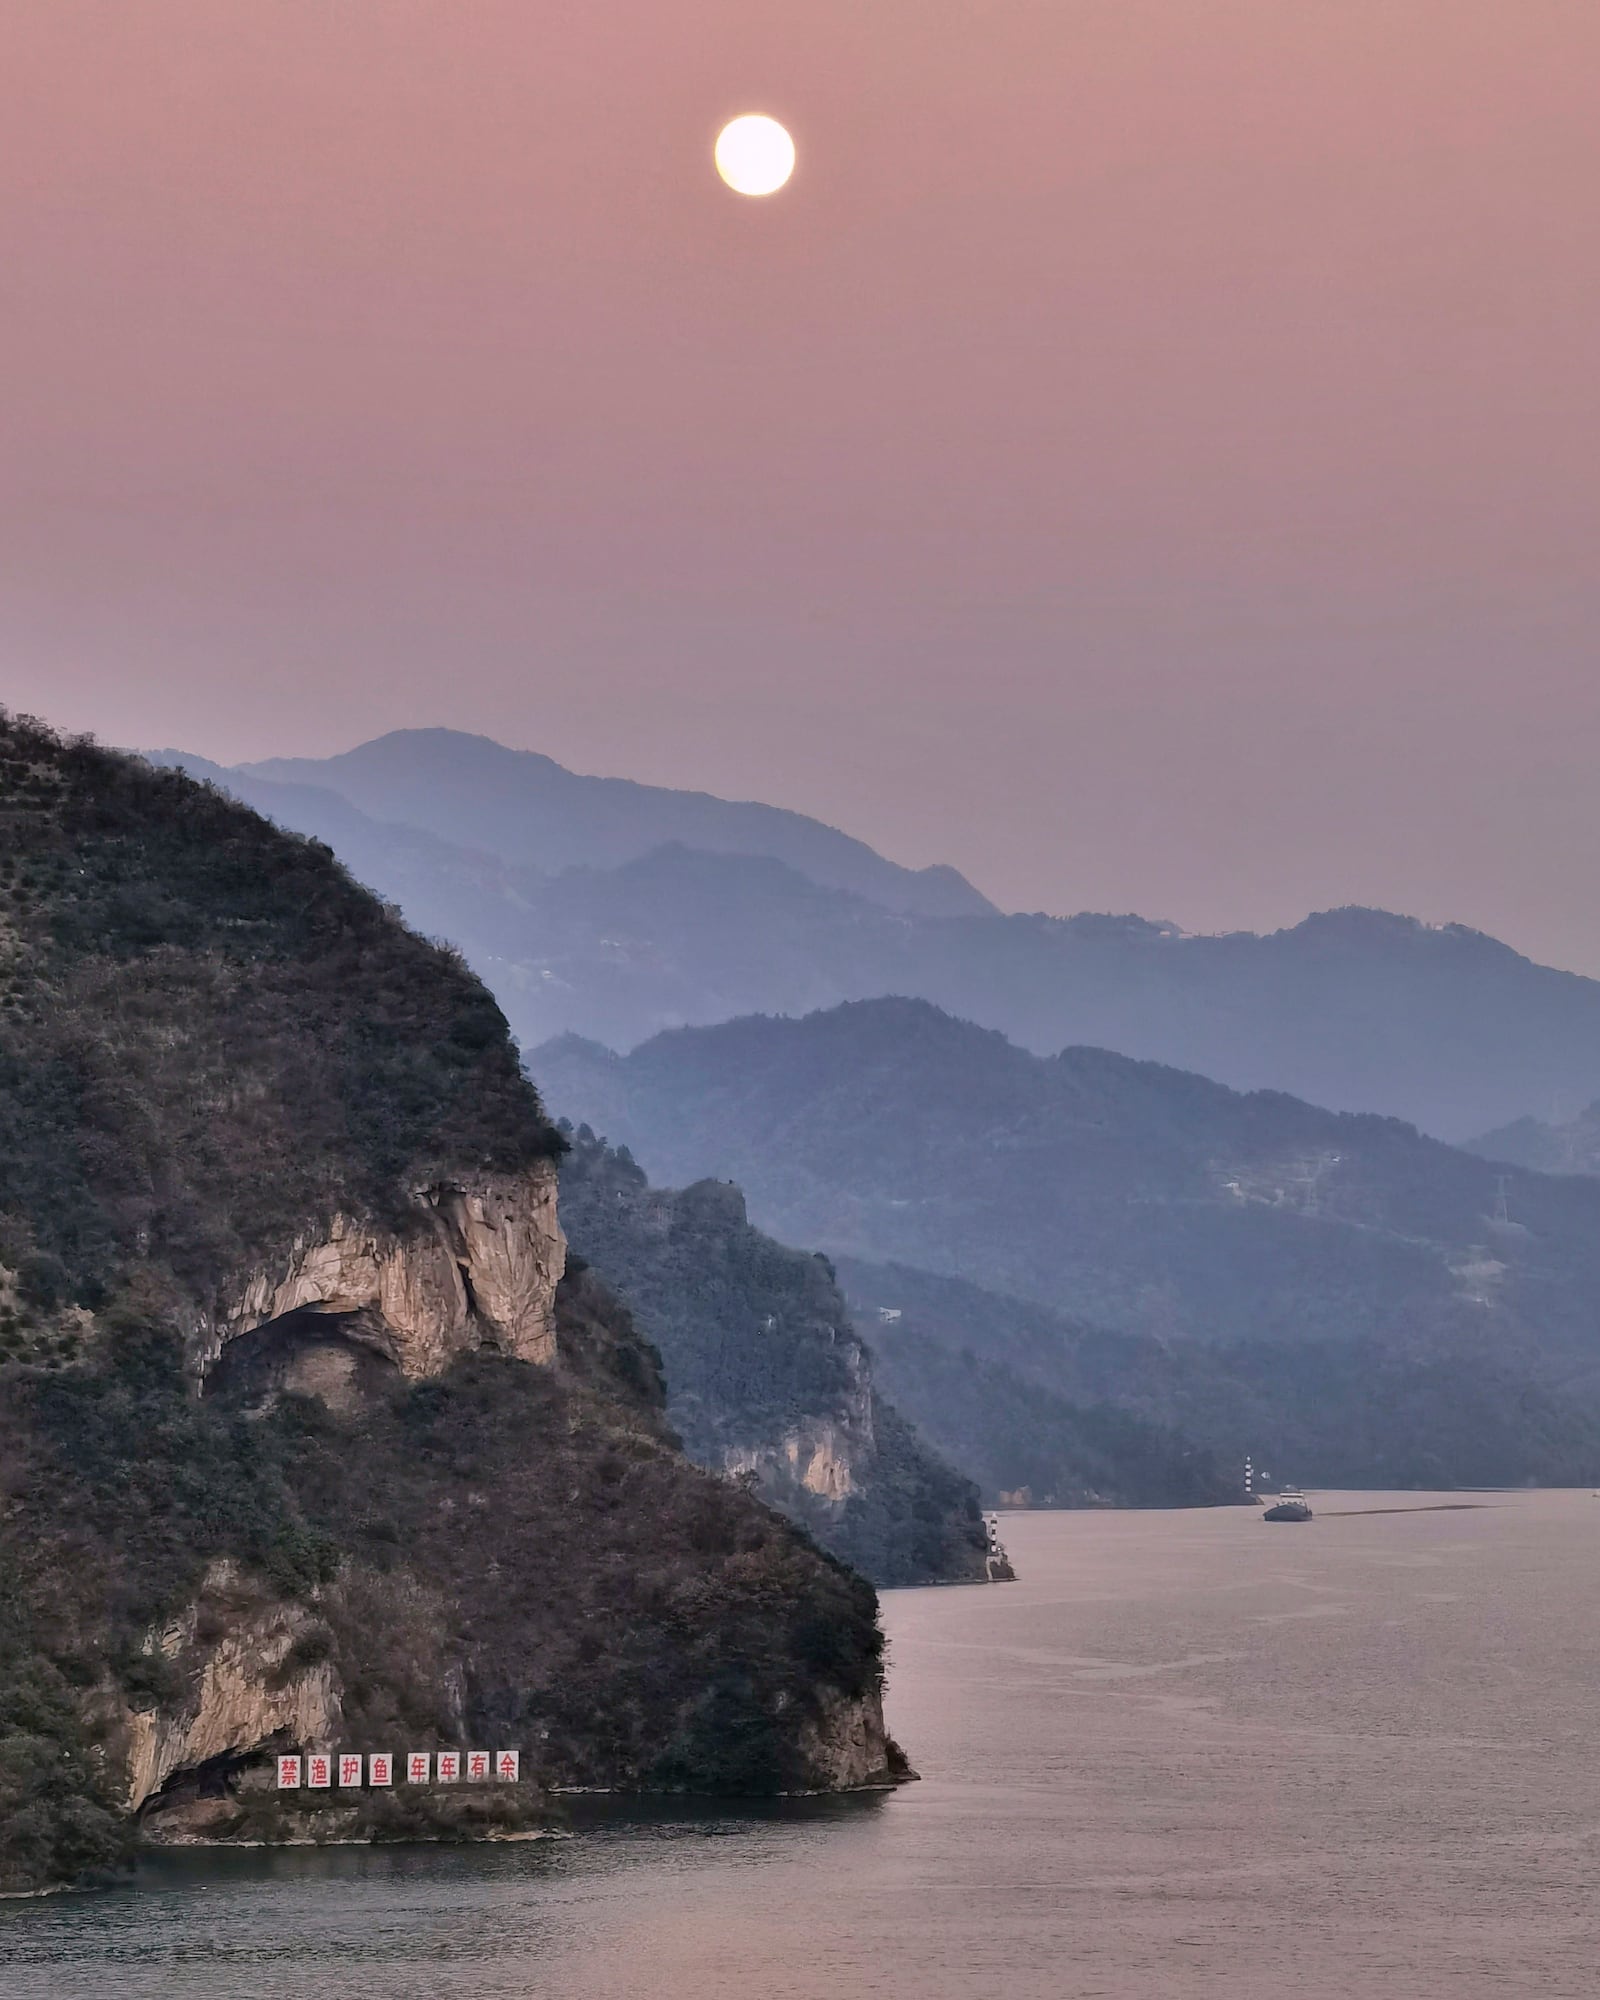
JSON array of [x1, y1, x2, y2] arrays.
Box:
[[7, 1492, 1600, 1998]]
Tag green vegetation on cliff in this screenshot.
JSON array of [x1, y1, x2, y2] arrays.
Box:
[[0, 719, 897, 1894], [556, 1130, 990, 1585], [0, 714, 556, 1332], [3, 1281, 883, 1888]]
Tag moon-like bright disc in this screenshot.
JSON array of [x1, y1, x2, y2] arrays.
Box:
[[714, 115, 796, 197]]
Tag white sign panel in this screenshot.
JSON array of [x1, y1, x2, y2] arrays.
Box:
[[338, 1753, 363, 1788], [496, 1750, 519, 1783], [277, 1755, 302, 1790], [368, 1753, 393, 1787], [406, 1751, 431, 1784], [306, 1752, 332, 1790], [466, 1750, 491, 1783], [436, 1750, 461, 1784]]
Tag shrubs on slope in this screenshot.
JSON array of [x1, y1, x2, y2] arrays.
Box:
[[555, 1131, 990, 1585], [0, 720, 899, 1893], [0, 711, 559, 1323]]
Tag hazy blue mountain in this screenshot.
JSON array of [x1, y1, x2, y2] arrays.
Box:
[[147, 750, 565, 986], [147, 751, 921, 1050], [1467, 1101, 1600, 1176], [235, 728, 993, 920], [557, 1126, 1242, 1518], [831, 1258, 1242, 1508], [149, 740, 1600, 1140], [831, 1258, 1599, 1495], [532, 999, 1600, 1485]]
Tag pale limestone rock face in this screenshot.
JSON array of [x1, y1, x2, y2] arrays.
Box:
[[788, 1425, 856, 1502], [796, 1685, 902, 1790], [727, 1346, 875, 1509], [117, 1567, 342, 1811], [199, 1164, 565, 1382]]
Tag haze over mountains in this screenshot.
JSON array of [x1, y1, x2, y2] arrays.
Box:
[[155, 729, 1600, 1142], [239, 730, 992, 920], [136, 726, 1600, 1491], [536, 999, 1600, 1488], [1468, 1102, 1600, 1177]]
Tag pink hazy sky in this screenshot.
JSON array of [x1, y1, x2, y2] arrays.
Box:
[[4, 2, 1599, 967]]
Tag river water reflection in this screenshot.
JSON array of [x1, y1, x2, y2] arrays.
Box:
[[7, 1493, 1600, 1999]]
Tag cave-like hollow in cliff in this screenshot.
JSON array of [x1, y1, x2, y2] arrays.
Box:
[[204, 1305, 401, 1412]]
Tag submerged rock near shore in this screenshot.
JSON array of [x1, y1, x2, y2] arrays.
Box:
[[0, 717, 905, 1895]]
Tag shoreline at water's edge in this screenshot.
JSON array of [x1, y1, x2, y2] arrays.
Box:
[[549, 1766, 917, 1798], [139, 1829, 566, 1852], [121, 1768, 919, 1878]]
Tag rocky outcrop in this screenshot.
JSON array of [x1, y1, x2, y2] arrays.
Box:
[[195, 1166, 565, 1382], [111, 1565, 342, 1813], [554, 1135, 993, 1586], [793, 1424, 858, 1502], [723, 1411, 868, 1506], [797, 1687, 910, 1791], [0, 721, 914, 1897]]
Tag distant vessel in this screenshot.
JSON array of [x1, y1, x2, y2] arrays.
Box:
[[1262, 1491, 1313, 1523]]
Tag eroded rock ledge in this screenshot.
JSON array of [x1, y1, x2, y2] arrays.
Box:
[[111, 1563, 342, 1813], [193, 1164, 566, 1382]]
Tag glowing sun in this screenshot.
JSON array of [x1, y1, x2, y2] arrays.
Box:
[[714, 115, 796, 197]]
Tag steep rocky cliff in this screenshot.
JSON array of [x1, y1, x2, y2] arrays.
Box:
[[204, 1168, 564, 1382], [0, 717, 904, 1896], [556, 1132, 992, 1586]]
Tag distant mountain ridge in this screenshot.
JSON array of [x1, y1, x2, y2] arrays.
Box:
[[1468, 1101, 1600, 1176], [832, 1257, 1243, 1510], [836, 1255, 1600, 1497], [532, 998, 1600, 1487], [148, 732, 1600, 1139], [233, 729, 994, 920]]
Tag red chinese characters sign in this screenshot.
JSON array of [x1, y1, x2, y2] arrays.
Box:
[[275, 1748, 520, 1787]]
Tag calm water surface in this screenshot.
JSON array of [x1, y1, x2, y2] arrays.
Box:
[[7, 1491, 1600, 1998]]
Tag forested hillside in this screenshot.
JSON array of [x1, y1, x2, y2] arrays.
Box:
[[555, 1132, 991, 1584], [536, 1000, 1600, 1488], [834, 1259, 1241, 1509], [0, 720, 902, 1894], [1468, 1101, 1600, 1176]]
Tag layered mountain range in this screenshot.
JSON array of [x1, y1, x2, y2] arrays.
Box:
[[535, 999, 1600, 1489], [141, 725, 1600, 1504], [154, 730, 1600, 1141]]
